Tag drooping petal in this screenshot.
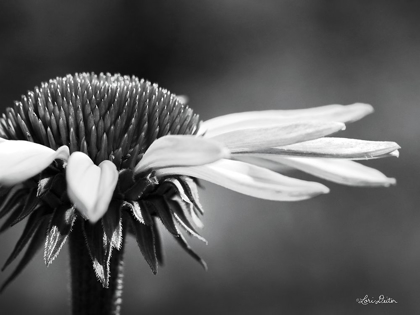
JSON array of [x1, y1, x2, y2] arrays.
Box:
[[233, 155, 292, 173], [134, 135, 230, 174], [200, 103, 373, 137], [210, 121, 345, 152], [253, 155, 396, 187], [66, 152, 118, 223], [0, 139, 69, 186], [155, 159, 329, 201], [236, 138, 400, 160]]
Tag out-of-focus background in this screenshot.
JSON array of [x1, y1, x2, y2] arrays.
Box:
[[0, 1, 419, 314]]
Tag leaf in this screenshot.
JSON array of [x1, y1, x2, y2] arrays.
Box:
[[168, 196, 206, 243], [101, 200, 123, 250], [152, 219, 164, 266], [146, 198, 179, 236], [128, 213, 158, 274], [42, 173, 67, 197], [162, 178, 192, 204], [2, 207, 47, 271], [0, 203, 26, 233], [37, 176, 55, 198], [117, 169, 135, 194], [164, 177, 204, 228], [0, 186, 12, 198], [11, 188, 43, 226], [44, 205, 76, 266], [82, 221, 113, 288], [178, 176, 204, 215], [0, 186, 26, 220], [0, 216, 49, 293], [37, 174, 65, 209], [124, 201, 144, 225], [124, 174, 158, 200], [174, 232, 207, 270]]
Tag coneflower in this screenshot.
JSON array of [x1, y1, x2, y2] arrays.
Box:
[[0, 73, 399, 315]]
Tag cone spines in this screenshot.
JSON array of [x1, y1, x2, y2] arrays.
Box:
[[0, 73, 200, 169], [0, 74, 207, 292]]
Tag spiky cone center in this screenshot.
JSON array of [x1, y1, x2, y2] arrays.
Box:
[[0, 74, 208, 314], [0, 72, 200, 166]]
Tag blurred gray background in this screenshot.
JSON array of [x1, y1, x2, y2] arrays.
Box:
[[0, 1, 418, 314]]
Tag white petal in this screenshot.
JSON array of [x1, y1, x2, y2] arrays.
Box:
[[210, 121, 345, 152], [234, 155, 292, 173], [0, 139, 69, 186], [94, 161, 119, 222], [202, 103, 373, 137], [155, 159, 329, 201], [134, 135, 230, 174], [237, 138, 401, 160], [66, 152, 118, 223], [258, 156, 396, 187]]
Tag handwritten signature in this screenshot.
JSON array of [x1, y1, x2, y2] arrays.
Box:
[[356, 295, 398, 305]]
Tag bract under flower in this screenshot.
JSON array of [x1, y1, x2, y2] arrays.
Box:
[[0, 139, 69, 186]]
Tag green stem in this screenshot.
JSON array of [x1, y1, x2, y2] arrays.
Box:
[[69, 220, 125, 315]]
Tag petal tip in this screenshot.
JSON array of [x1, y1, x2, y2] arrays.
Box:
[[88, 216, 101, 224], [390, 150, 400, 158], [355, 103, 374, 113], [56, 145, 70, 161], [385, 177, 397, 186], [319, 185, 330, 194]]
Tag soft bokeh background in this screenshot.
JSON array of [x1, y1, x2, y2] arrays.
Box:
[[0, 1, 419, 314]]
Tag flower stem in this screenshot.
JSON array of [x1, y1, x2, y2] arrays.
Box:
[[69, 219, 125, 315]]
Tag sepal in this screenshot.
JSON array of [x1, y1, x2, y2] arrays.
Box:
[[102, 200, 123, 250], [44, 205, 76, 266], [0, 212, 49, 292], [82, 220, 114, 288], [126, 211, 158, 274], [174, 233, 207, 271], [2, 207, 48, 271]]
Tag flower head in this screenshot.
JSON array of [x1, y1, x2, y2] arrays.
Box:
[[0, 73, 399, 290]]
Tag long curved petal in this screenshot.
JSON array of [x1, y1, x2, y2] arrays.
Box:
[[134, 135, 230, 174], [201, 103, 372, 137], [236, 138, 400, 160], [155, 159, 329, 201], [210, 121, 345, 152], [251, 156, 396, 187], [233, 155, 293, 173], [66, 152, 118, 223], [0, 139, 69, 186]]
